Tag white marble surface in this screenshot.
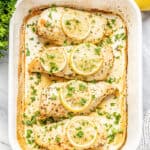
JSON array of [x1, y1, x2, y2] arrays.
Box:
[[0, 12, 150, 150]]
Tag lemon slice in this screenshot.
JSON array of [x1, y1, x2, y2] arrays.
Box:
[[60, 80, 91, 112], [39, 48, 66, 74], [66, 116, 97, 149], [61, 11, 90, 40], [70, 43, 103, 76], [135, 0, 150, 11]]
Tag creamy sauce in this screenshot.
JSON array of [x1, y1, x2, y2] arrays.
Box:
[[20, 7, 127, 150]]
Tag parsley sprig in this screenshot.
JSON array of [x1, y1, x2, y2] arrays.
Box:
[[0, 0, 16, 58]]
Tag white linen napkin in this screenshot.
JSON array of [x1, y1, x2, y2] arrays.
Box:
[[137, 110, 150, 150]]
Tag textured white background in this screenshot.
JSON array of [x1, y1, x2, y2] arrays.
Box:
[[0, 12, 150, 150]]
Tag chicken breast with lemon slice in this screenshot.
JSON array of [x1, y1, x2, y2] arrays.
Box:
[[28, 43, 114, 81], [39, 80, 117, 119], [37, 7, 107, 45], [34, 116, 107, 150]]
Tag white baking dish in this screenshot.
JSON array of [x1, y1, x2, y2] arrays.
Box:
[[8, 0, 142, 149]]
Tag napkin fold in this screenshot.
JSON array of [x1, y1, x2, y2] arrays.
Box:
[[138, 110, 150, 150]]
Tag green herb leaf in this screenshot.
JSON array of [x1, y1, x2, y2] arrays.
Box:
[[76, 130, 84, 138], [79, 98, 87, 106], [26, 48, 30, 56], [106, 77, 116, 84], [0, 0, 16, 58], [55, 136, 61, 143], [26, 129, 32, 138], [65, 20, 71, 25], [94, 46, 101, 55], [79, 83, 87, 91]]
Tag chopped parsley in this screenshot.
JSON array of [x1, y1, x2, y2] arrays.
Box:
[[31, 86, 37, 95], [26, 48, 30, 56], [24, 119, 35, 126], [104, 123, 112, 131], [27, 139, 34, 145], [27, 22, 36, 33], [115, 33, 127, 41], [66, 84, 75, 97], [29, 37, 34, 41], [106, 20, 112, 29], [92, 95, 96, 99], [65, 20, 71, 25], [48, 4, 57, 19], [23, 111, 40, 126], [67, 112, 74, 119], [94, 46, 101, 55], [106, 18, 116, 29], [96, 109, 103, 116], [29, 76, 33, 80], [50, 94, 57, 100], [106, 113, 112, 119], [63, 40, 68, 46], [50, 4, 57, 12], [30, 96, 36, 102], [67, 92, 73, 97], [46, 53, 55, 59], [105, 37, 112, 44], [36, 72, 41, 79], [92, 19, 95, 24], [45, 21, 51, 27], [79, 83, 87, 91], [115, 56, 120, 59], [34, 73, 41, 85], [110, 103, 115, 106], [76, 130, 84, 138], [39, 117, 55, 125], [106, 77, 116, 84], [113, 112, 121, 124], [40, 57, 45, 64], [107, 128, 123, 143], [32, 27, 36, 32], [26, 129, 32, 138], [48, 12, 52, 19], [49, 62, 58, 73], [111, 19, 116, 24], [68, 85, 75, 91], [79, 98, 87, 106], [107, 131, 116, 143], [55, 136, 61, 143], [76, 127, 82, 130], [85, 43, 90, 48], [26, 129, 34, 145]]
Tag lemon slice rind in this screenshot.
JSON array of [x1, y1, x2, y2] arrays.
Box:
[[60, 80, 91, 112], [70, 43, 103, 76], [40, 48, 67, 74], [66, 116, 97, 149], [61, 11, 90, 40]]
